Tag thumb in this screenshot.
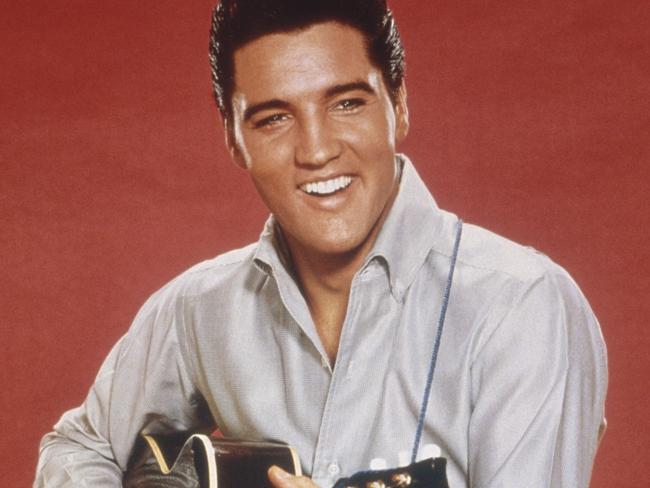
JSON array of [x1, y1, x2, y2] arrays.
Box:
[[268, 465, 294, 487], [268, 465, 319, 488]]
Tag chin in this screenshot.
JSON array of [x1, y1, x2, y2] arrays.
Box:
[[303, 231, 371, 258]]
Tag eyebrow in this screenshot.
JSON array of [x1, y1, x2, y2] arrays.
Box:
[[243, 100, 291, 123], [242, 81, 377, 123], [324, 81, 376, 99]]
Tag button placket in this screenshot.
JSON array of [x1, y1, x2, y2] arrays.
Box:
[[309, 277, 364, 482], [327, 462, 341, 476]]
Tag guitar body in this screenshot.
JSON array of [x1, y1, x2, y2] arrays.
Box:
[[125, 433, 449, 488], [124, 434, 301, 488]]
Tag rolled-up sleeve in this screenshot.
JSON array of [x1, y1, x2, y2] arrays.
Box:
[[34, 285, 214, 487], [468, 266, 608, 487]]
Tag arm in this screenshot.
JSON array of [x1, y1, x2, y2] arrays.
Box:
[[468, 267, 607, 487], [34, 285, 215, 487]]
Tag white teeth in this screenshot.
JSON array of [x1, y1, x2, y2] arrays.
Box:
[[301, 175, 352, 195]]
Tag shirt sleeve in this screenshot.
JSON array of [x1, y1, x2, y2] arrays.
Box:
[[468, 264, 608, 487], [34, 284, 215, 487]]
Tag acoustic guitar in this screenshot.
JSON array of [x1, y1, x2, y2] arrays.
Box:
[[124, 432, 449, 488]]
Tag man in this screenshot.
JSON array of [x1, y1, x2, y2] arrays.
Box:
[[34, 0, 607, 487]]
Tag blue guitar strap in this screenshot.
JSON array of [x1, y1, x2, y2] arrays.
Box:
[[331, 220, 462, 488], [411, 219, 463, 463]]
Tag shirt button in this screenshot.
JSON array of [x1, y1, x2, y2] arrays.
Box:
[[327, 462, 340, 476]]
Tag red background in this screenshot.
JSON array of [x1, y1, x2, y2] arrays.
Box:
[[2, 1, 648, 486]]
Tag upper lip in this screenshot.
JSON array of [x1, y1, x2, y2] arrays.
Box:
[[296, 172, 355, 187]]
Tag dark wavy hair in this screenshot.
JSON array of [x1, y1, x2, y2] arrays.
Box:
[[208, 0, 405, 122]]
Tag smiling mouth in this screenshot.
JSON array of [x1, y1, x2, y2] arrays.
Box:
[[299, 175, 353, 196]]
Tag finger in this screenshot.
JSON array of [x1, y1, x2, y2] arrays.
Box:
[[268, 465, 319, 488], [267, 466, 295, 488]]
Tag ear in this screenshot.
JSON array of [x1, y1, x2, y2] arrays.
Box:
[[394, 83, 409, 143], [224, 118, 249, 169]]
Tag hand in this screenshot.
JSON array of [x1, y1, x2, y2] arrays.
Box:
[[268, 465, 321, 488]]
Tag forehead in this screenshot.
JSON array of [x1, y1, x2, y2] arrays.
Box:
[[232, 22, 381, 104]]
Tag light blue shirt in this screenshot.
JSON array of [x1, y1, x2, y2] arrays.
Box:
[[35, 156, 607, 487]]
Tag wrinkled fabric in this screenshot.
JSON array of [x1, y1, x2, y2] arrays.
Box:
[[35, 156, 607, 488]]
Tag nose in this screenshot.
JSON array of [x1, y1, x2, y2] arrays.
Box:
[[294, 113, 342, 167]]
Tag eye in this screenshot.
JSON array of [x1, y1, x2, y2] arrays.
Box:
[[253, 113, 290, 129], [333, 98, 366, 112]]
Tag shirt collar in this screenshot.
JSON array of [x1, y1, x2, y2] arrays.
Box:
[[362, 154, 450, 300], [252, 217, 288, 278], [253, 154, 454, 301]]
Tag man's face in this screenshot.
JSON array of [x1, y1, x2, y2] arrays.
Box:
[[227, 21, 409, 258]]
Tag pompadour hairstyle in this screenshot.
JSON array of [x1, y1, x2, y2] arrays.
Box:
[[208, 0, 405, 122]]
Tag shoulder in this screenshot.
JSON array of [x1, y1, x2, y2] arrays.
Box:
[[426, 213, 582, 308], [456, 221, 557, 285], [448, 221, 605, 370], [451, 220, 592, 313], [135, 241, 262, 319], [175, 242, 260, 294]]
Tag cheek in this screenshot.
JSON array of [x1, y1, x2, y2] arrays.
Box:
[[249, 166, 299, 217], [343, 111, 397, 153], [244, 134, 295, 173], [250, 169, 285, 197], [250, 176, 284, 217]]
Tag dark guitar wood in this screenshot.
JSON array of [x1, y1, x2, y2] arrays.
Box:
[[124, 433, 301, 488], [124, 433, 449, 488]]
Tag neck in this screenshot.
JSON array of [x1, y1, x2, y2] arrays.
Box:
[[291, 245, 363, 295], [280, 179, 400, 365], [284, 234, 375, 366]]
